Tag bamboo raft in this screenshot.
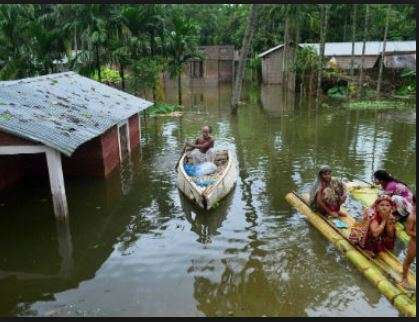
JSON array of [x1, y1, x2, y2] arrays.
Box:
[[177, 149, 239, 210], [345, 181, 411, 245], [285, 192, 416, 317]]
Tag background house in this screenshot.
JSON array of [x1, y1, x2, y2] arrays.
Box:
[[258, 40, 416, 87], [187, 45, 237, 83], [0, 71, 153, 218]]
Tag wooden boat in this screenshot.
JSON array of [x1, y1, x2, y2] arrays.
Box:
[[177, 149, 239, 210], [285, 192, 416, 317], [345, 181, 411, 245]]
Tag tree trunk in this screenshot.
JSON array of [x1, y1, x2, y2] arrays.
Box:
[[150, 31, 157, 101], [177, 73, 182, 105], [316, 4, 329, 108], [376, 4, 391, 97], [74, 25, 78, 52], [309, 71, 315, 96], [96, 45, 101, 82], [350, 4, 357, 77], [282, 14, 289, 85], [119, 64, 125, 90], [231, 4, 259, 112], [358, 4, 369, 99]]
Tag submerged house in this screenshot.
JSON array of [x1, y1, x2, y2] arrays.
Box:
[[186, 45, 238, 83], [258, 40, 416, 85], [0, 71, 153, 219]]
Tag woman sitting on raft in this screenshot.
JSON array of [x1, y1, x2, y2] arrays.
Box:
[[351, 195, 396, 256], [373, 170, 414, 221], [309, 165, 347, 218]]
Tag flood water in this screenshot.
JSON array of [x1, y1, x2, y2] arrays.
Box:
[[0, 82, 416, 317]]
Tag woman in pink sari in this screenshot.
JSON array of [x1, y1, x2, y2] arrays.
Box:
[[373, 170, 414, 221]]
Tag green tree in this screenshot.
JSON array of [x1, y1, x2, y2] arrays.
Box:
[[165, 7, 200, 105]]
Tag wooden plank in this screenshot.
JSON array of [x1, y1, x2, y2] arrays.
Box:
[[45, 148, 68, 220], [0, 145, 48, 155]]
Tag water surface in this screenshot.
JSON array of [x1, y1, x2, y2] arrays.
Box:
[[0, 82, 416, 317]]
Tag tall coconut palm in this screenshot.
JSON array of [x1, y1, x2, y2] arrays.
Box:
[[231, 4, 259, 112], [165, 7, 200, 105], [316, 4, 329, 108], [0, 4, 34, 79]]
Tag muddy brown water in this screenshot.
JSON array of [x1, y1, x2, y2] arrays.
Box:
[[0, 83, 416, 317]]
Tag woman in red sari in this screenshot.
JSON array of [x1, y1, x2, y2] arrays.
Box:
[[358, 195, 396, 255]]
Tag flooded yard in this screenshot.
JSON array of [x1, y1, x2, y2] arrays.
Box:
[[0, 82, 416, 317]]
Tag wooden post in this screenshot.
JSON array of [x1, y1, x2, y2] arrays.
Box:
[[45, 148, 68, 220], [0, 144, 69, 220]]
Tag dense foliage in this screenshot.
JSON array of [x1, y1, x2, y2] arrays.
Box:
[[0, 4, 416, 94]]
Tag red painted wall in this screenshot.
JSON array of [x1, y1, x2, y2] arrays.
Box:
[[128, 114, 140, 150], [101, 126, 121, 177], [62, 135, 104, 177], [0, 155, 24, 191], [0, 114, 141, 190]]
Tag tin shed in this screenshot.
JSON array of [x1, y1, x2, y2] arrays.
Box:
[[0, 71, 153, 219]]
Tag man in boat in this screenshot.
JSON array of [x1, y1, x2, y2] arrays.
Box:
[[308, 165, 347, 218], [401, 195, 416, 288], [185, 125, 215, 165]]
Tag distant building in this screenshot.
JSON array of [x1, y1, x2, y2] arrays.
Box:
[[258, 41, 416, 85], [185, 45, 238, 83], [0, 72, 153, 219]]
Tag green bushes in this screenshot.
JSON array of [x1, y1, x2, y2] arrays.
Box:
[[91, 67, 121, 84], [345, 100, 411, 110], [145, 102, 182, 116]]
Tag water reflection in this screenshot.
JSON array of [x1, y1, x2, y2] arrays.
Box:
[[180, 189, 233, 244], [260, 84, 296, 117]]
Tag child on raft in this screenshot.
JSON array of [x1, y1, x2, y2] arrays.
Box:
[[308, 165, 347, 218]]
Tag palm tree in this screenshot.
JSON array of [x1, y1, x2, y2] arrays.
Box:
[[0, 4, 34, 79], [316, 4, 329, 108], [165, 7, 200, 105], [231, 4, 259, 112]]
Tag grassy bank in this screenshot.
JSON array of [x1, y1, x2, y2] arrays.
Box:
[[345, 99, 414, 111]]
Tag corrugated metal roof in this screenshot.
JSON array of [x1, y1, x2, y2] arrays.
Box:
[[258, 41, 416, 58], [0, 71, 153, 156]]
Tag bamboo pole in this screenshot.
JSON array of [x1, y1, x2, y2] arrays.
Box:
[[285, 192, 416, 317]]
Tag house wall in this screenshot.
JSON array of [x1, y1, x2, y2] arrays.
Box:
[[0, 155, 24, 191], [128, 114, 140, 150], [100, 126, 120, 177], [204, 60, 219, 82], [0, 113, 141, 190], [218, 60, 234, 82], [0, 131, 42, 190], [261, 47, 296, 91]]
